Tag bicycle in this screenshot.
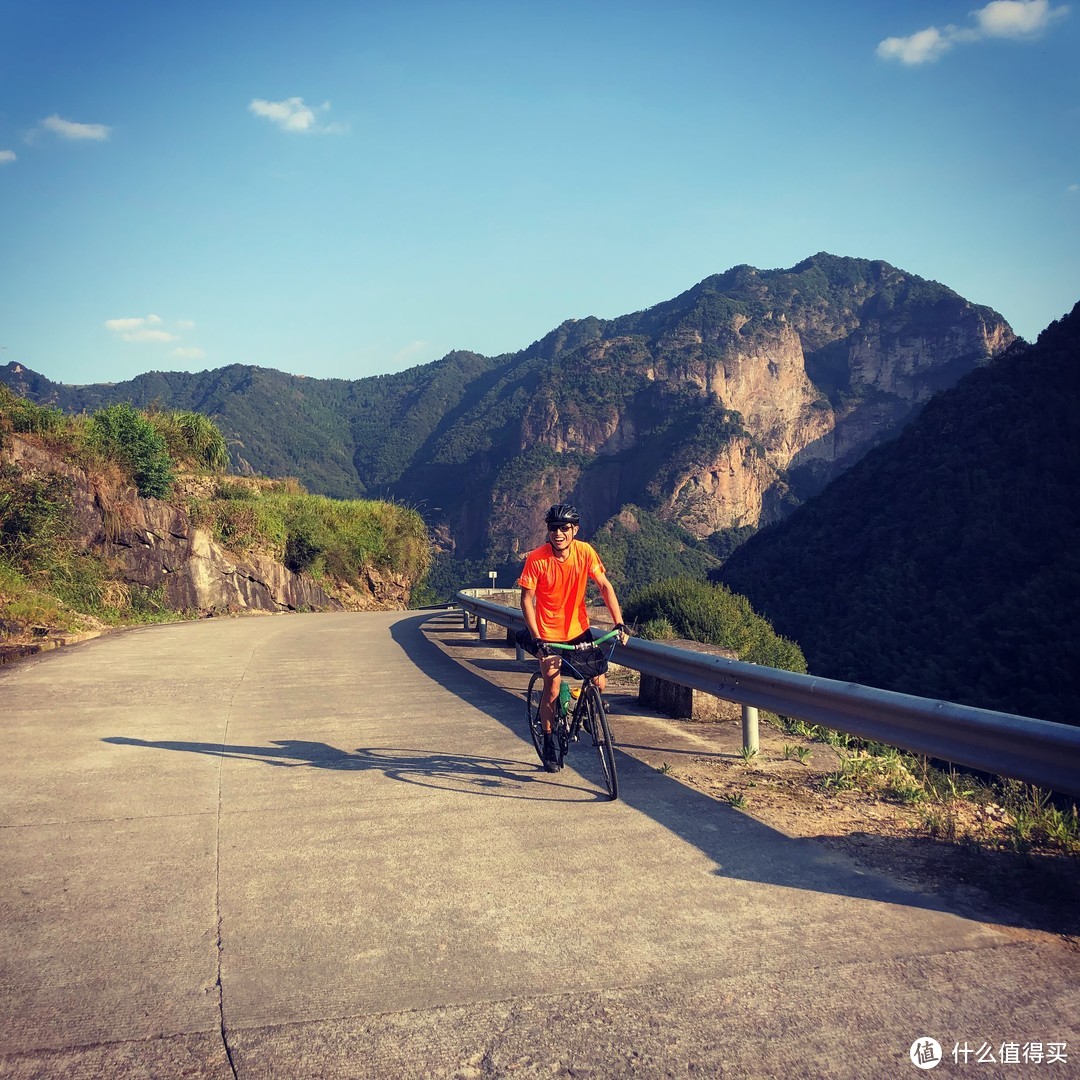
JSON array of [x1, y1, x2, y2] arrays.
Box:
[[525, 627, 620, 800]]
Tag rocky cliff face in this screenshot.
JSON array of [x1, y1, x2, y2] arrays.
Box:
[[3, 436, 409, 618], [658, 436, 772, 536], [498, 264, 1015, 545]]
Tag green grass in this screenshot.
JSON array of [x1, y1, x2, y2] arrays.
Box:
[[188, 481, 431, 591], [0, 560, 81, 631]]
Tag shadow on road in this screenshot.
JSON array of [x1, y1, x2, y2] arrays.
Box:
[[102, 736, 604, 802], [398, 612, 1080, 938]]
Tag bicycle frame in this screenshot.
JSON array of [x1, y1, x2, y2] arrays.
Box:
[[526, 628, 620, 799]]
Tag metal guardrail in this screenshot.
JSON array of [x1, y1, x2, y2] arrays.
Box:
[[455, 590, 1080, 798]]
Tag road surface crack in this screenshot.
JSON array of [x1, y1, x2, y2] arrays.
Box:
[[214, 645, 257, 1080]]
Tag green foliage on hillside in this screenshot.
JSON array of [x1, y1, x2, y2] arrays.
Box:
[[0, 458, 173, 631], [0, 385, 230, 500], [351, 351, 511, 484], [1, 389, 235, 631], [150, 410, 230, 472], [719, 303, 1080, 726], [624, 577, 807, 672], [0, 464, 77, 574], [592, 507, 720, 588], [188, 481, 431, 590], [645, 395, 750, 505]]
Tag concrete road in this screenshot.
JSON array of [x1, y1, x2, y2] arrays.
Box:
[[1, 610, 1076, 1079]]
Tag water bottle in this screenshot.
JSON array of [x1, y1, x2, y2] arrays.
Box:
[[558, 681, 571, 718]]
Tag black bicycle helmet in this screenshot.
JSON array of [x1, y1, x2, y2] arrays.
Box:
[[545, 503, 580, 526]]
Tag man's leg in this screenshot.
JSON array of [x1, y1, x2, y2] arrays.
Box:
[[539, 652, 562, 771]]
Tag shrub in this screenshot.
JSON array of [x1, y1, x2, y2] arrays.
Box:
[[639, 617, 676, 640], [86, 403, 175, 498], [0, 387, 66, 436], [0, 464, 73, 570], [625, 577, 807, 673], [148, 410, 230, 472]]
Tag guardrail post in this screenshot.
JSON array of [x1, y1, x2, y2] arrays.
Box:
[[742, 704, 759, 757], [478, 617, 487, 641], [462, 608, 470, 630]]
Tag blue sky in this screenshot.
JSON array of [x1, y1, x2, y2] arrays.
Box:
[[1, 0, 1077, 386]]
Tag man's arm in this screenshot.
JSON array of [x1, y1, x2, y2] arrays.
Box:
[[520, 586, 542, 643], [593, 571, 628, 643]]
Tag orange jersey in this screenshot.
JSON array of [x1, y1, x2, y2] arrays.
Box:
[[517, 539, 606, 642]]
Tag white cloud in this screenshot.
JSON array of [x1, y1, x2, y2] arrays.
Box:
[[877, 26, 956, 64], [878, 0, 1069, 63], [123, 328, 178, 344], [42, 114, 111, 141], [0, 149, 15, 164], [248, 96, 348, 135], [975, 0, 1070, 37], [172, 347, 207, 361], [105, 315, 179, 344]]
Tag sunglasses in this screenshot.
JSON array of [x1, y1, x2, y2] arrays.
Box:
[[548, 524, 575, 534]]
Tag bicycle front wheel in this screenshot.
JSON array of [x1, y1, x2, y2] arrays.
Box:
[[526, 672, 546, 764], [585, 684, 618, 800]]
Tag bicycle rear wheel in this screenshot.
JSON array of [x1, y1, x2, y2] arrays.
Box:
[[526, 672, 546, 764], [585, 684, 618, 800]]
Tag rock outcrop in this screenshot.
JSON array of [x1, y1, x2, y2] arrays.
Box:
[[3, 435, 351, 616]]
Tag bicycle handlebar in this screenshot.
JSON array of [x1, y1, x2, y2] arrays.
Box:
[[540, 627, 622, 652]]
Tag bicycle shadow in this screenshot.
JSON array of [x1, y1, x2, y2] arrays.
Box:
[[102, 736, 600, 803], [400, 612, 1080, 938]]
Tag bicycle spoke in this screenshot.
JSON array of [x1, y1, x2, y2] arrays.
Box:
[[586, 684, 619, 800], [526, 672, 546, 765]]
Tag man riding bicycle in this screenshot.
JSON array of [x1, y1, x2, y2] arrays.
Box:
[[518, 503, 629, 773]]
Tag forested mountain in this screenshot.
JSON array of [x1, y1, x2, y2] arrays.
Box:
[[718, 302, 1080, 727], [2, 254, 1013, 587]]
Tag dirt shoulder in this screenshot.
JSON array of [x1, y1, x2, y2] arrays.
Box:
[[424, 612, 1080, 948]]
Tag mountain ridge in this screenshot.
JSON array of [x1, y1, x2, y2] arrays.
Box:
[[1, 253, 1016, 575]]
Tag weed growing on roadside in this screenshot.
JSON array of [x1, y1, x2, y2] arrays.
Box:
[[817, 743, 1080, 857], [999, 781, 1080, 855]]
